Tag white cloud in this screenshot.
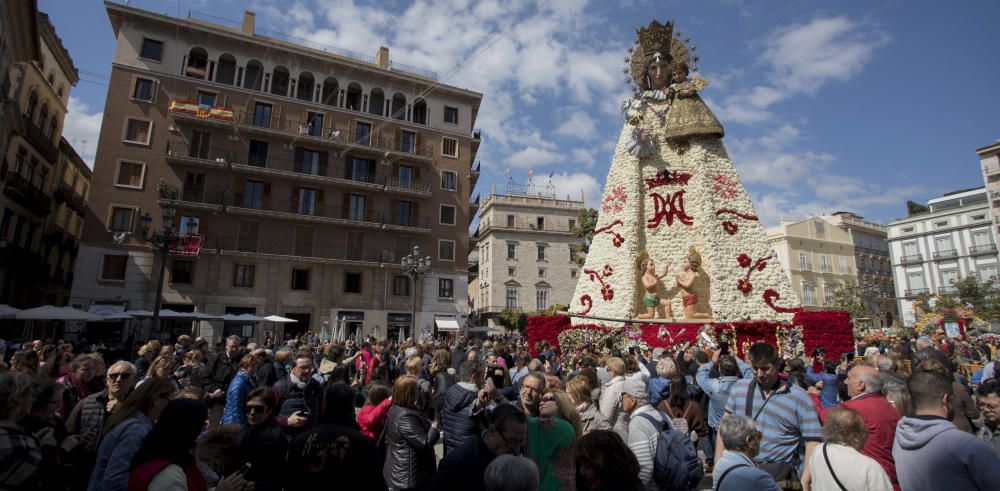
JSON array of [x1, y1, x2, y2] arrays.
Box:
[[554, 110, 597, 138], [549, 172, 602, 208], [62, 96, 103, 168], [571, 148, 596, 167], [507, 146, 561, 168]]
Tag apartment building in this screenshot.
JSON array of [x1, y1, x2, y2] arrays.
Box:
[[71, 3, 483, 343], [766, 217, 858, 311], [978, 138, 1000, 235], [469, 187, 584, 327], [823, 212, 897, 328], [0, 7, 80, 311], [39, 139, 90, 306], [887, 188, 999, 325]]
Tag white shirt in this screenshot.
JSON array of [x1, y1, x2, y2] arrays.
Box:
[[808, 442, 892, 491]]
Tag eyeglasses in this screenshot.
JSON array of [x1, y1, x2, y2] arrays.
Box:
[[107, 372, 131, 381], [246, 404, 268, 414], [540, 395, 557, 403], [496, 431, 525, 455]]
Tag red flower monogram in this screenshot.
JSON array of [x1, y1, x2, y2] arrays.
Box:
[[737, 254, 752, 268], [735, 253, 772, 295], [584, 265, 615, 305], [763, 289, 803, 314], [737, 279, 753, 294], [716, 209, 759, 236], [594, 220, 625, 248], [579, 295, 594, 315]]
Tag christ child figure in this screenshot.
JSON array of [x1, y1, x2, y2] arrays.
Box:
[[675, 247, 713, 320], [637, 251, 672, 320]]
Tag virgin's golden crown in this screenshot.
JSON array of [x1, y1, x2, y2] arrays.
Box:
[[635, 20, 674, 57]]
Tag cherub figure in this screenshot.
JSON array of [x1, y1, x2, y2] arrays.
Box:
[[636, 251, 672, 320], [675, 247, 713, 320]]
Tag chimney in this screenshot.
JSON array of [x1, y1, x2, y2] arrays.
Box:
[[376, 46, 390, 69], [242, 11, 255, 35]]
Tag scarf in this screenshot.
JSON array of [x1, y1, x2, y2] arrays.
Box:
[[289, 372, 308, 389]]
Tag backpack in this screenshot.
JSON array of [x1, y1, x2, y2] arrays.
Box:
[[637, 412, 704, 491]]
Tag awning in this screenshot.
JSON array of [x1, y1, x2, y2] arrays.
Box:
[[435, 318, 461, 331]]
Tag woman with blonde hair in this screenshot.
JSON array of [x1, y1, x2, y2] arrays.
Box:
[[539, 388, 582, 437], [383, 376, 440, 490], [137, 355, 180, 390], [566, 377, 609, 435]]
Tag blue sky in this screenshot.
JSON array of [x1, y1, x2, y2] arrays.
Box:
[[45, 0, 1000, 227]]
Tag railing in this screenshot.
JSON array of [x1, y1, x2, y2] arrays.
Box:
[[388, 60, 439, 80], [933, 249, 958, 260], [3, 171, 52, 215], [166, 142, 237, 164], [229, 194, 430, 228], [472, 129, 482, 140], [856, 246, 888, 256], [938, 286, 958, 295], [236, 111, 341, 141], [969, 244, 997, 256], [480, 193, 583, 209], [479, 221, 574, 233], [20, 115, 58, 162], [905, 288, 929, 297], [383, 175, 432, 193], [206, 236, 405, 263], [900, 254, 923, 264], [471, 160, 481, 173], [159, 184, 225, 205]]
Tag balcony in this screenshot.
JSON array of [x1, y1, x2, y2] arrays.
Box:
[[471, 129, 482, 160], [53, 182, 85, 213], [20, 115, 58, 162], [933, 249, 958, 260], [228, 194, 431, 231], [165, 143, 232, 170], [969, 244, 998, 256], [985, 164, 1000, 177], [205, 236, 404, 265], [938, 286, 958, 295], [900, 254, 923, 265], [470, 194, 480, 212], [904, 288, 929, 297], [158, 184, 225, 211], [167, 99, 235, 127], [470, 160, 481, 187], [3, 171, 52, 216], [855, 246, 889, 257], [478, 219, 574, 235]]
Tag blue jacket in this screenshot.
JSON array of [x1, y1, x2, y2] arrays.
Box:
[[222, 371, 256, 425], [696, 359, 753, 428], [712, 450, 780, 491], [87, 413, 153, 491], [647, 376, 671, 407], [805, 366, 840, 408]]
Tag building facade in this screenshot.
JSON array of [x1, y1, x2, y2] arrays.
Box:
[[766, 217, 858, 311], [470, 189, 584, 327], [978, 138, 1000, 235], [0, 7, 80, 311], [887, 188, 999, 325], [824, 212, 897, 328], [71, 4, 483, 343]]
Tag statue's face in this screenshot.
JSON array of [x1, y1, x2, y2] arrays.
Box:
[[672, 67, 687, 83], [644, 258, 654, 273], [646, 58, 671, 90]]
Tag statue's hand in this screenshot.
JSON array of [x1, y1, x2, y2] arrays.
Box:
[[639, 128, 651, 141]]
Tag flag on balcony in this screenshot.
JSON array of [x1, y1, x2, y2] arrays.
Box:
[[168, 234, 204, 256]]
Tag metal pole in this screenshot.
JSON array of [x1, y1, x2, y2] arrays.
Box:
[[151, 244, 168, 336], [411, 276, 418, 342]]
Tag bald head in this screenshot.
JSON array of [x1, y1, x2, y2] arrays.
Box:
[[847, 364, 882, 398]]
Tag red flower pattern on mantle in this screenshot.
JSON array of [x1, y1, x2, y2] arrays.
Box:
[[602, 186, 627, 214], [584, 265, 615, 301], [645, 170, 692, 190], [735, 253, 772, 295], [716, 209, 759, 236], [578, 295, 594, 315], [594, 220, 625, 248], [647, 190, 694, 229], [763, 289, 803, 314]]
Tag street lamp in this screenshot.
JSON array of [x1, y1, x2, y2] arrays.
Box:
[[138, 202, 179, 335], [402, 245, 432, 340]]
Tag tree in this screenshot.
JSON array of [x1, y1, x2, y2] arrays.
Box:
[[498, 309, 527, 332], [954, 276, 987, 313], [906, 200, 929, 216], [571, 208, 598, 267], [830, 284, 867, 320]]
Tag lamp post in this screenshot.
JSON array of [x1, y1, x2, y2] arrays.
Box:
[[402, 245, 432, 340], [138, 202, 179, 336]]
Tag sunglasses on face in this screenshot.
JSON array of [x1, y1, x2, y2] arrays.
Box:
[[541, 396, 557, 403], [107, 373, 131, 381], [246, 404, 268, 414]]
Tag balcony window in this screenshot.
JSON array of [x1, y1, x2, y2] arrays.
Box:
[[271, 66, 290, 96], [298, 188, 317, 216], [344, 272, 362, 293], [101, 255, 128, 281], [252, 103, 272, 128], [441, 170, 456, 191], [115, 161, 145, 189], [536, 217, 545, 230], [390, 275, 410, 296], [123, 118, 152, 145], [355, 122, 372, 146], [349, 157, 373, 183], [242, 181, 265, 209], [185, 48, 208, 79], [291, 268, 311, 290], [244, 60, 264, 91], [196, 90, 216, 107], [297, 149, 321, 175], [507, 215, 515, 227], [412, 99, 427, 125], [506, 288, 518, 309], [296, 72, 315, 102], [369, 88, 385, 116], [245, 140, 268, 168], [440, 205, 456, 225], [398, 165, 414, 188], [321, 77, 339, 106], [439, 278, 454, 298], [237, 220, 259, 252], [536, 290, 549, 310], [233, 264, 255, 287], [178, 216, 200, 235], [108, 207, 135, 232], [400, 130, 416, 153], [348, 194, 366, 221], [171, 260, 193, 284], [442, 137, 458, 157], [394, 201, 413, 227], [306, 112, 324, 137], [346, 83, 363, 111], [439, 240, 455, 261], [133, 78, 155, 101], [140, 38, 163, 61], [294, 226, 314, 257], [183, 172, 205, 202], [444, 106, 458, 124], [216, 54, 237, 85], [190, 130, 211, 160]]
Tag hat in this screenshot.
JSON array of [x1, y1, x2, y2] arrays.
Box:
[[621, 379, 649, 404], [319, 358, 337, 375]]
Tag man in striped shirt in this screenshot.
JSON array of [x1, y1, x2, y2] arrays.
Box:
[[714, 342, 822, 490]]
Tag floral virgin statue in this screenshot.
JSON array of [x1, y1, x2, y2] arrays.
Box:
[[570, 20, 799, 323]]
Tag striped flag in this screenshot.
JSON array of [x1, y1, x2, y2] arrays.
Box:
[[528, 169, 534, 177], [503, 166, 510, 174]]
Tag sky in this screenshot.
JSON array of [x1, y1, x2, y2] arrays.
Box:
[[42, 0, 1000, 228]]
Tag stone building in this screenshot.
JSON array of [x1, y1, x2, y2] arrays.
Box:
[[766, 217, 858, 311], [887, 188, 999, 325], [0, 5, 80, 312], [71, 4, 483, 344], [978, 138, 1000, 235], [469, 186, 584, 328], [824, 211, 897, 328]]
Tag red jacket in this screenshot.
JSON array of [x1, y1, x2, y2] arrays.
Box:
[[810, 391, 901, 491], [357, 397, 392, 440]]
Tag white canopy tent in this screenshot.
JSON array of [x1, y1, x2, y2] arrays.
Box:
[[0, 304, 21, 319], [16, 306, 103, 321]]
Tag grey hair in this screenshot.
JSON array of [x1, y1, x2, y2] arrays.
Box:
[[915, 338, 931, 350], [523, 372, 547, 392], [226, 335, 242, 345], [656, 357, 678, 378], [719, 414, 758, 453], [484, 455, 540, 491], [108, 360, 137, 375], [527, 359, 542, 371], [856, 368, 883, 394], [876, 356, 893, 371]]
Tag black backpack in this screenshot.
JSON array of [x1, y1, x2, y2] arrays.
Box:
[[637, 413, 704, 491]]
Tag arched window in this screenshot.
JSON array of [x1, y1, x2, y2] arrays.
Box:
[[271, 66, 290, 96], [38, 103, 48, 128], [24, 89, 38, 120], [296, 71, 315, 101], [46, 116, 58, 139], [244, 60, 264, 90], [47, 73, 55, 85], [186, 47, 209, 79], [216, 53, 237, 85], [390, 93, 406, 120], [56, 85, 64, 99], [368, 88, 385, 116], [321, 77, 339, 106], [412, 98, 428, 125], [345, 83, 363, 111]]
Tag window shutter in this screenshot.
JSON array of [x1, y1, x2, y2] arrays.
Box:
[[263, 182, 271, 209], [317, 189, 325, 216], [367, 158, 375, 177], [394, 128, 401, 151], [319, 151, 328, 176], [130, 75, 136, 98], [349, 120, 356, 143], [342, 193, 350, 219], [294, 147, 303, 169], [344, 154, 353, 179], [416, 132, 422, 151], [198, 216, 208, 236], [292, 185, 300, 213], [236, 178, 245, 198], [414, 166, 420, 180]]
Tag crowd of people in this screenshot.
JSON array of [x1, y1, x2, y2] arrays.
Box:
[[1, 330, 1000, 491]]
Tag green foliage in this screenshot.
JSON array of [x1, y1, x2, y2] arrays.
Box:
[[498, 309, 527, 332], [571, 208, 599, 266], [830, 284, 867, 320]]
